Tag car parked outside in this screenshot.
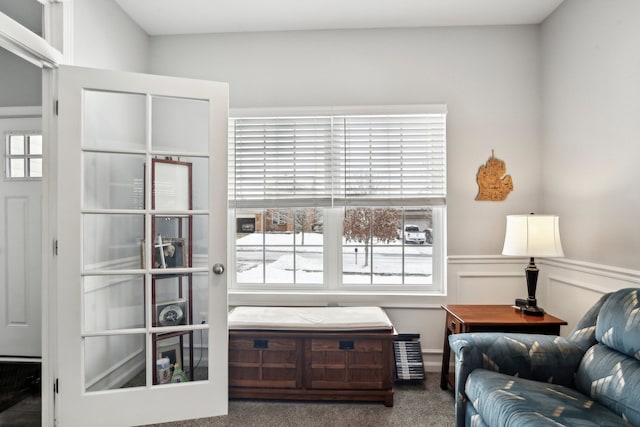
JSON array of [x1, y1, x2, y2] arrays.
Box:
[[403, 225, 426, 244]]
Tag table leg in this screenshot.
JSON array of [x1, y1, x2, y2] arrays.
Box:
[[440, 323, 451, 390]]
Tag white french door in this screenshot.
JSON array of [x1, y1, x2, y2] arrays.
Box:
[[55, 65, 229, 426]]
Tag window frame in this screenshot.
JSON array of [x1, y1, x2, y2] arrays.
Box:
[[228, 105, 447, 297]]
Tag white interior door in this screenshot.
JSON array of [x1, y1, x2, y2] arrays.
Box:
[[0, 114, 42, 358], [55, 65, 229, 427]]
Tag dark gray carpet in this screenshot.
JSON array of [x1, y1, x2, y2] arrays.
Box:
[[149, 373, 455, 427]]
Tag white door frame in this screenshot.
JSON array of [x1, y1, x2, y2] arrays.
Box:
[[1, 2, 68, 425]]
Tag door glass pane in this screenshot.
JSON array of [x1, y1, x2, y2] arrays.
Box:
[[191, 272, 209, 325], [9, 135, 24, 154], [29, 158, 42, 177], [152, 96, 209, 153], [152, 272, 208, 385], [83, 275, 144, 332], [152, 272, 208, 327], [189, 157, 209, 211], [152, 156, 208, 211], [84, 152, 145, 210], [191, 214, 208, 269], [152, 216, 190, 269], [10, 159, 24, 177], [153, 331, 207, 386], [154, 276, 190, 326], [28, 135, 42, 154], [84, 91, 146, 151], [83, 214, 144, 271], [153, 160, 190, 211], [85, 334, 146, 392]]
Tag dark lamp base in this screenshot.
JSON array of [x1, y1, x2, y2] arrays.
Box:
[[523, 305, 545, 316]]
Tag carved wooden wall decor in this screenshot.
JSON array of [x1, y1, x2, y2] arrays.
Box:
[[475, 150, 513, 201]]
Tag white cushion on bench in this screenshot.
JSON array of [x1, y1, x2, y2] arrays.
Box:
[[228, 306, 393, 331]]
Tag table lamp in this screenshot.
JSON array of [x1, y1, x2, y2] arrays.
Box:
[[502, 213, 564, 316]]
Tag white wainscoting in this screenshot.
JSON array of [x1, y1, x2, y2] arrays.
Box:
[[226, 256, 640, 374], [436, 256, 640, 373], [448, 255, 528, 305], [540, 258, 640, 334]]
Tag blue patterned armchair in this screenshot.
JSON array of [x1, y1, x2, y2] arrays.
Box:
[[449, 287, 640, 427]]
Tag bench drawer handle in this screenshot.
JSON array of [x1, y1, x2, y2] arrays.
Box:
[[253, 339, 268, 349], [339, 340, 354, 350]]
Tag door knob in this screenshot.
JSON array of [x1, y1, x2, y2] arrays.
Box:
[[212, 263, 225, 275]]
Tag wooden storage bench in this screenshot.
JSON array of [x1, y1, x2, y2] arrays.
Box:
[[228, 306, 397, 407]]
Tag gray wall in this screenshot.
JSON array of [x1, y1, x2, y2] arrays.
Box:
[[541, 0, 640, 270], [0, 1, 42, 107], [0, 0, 42, 35], [148, 26, 544, 257], [0, 48, 41, 107], [73, 0, 149, 72]]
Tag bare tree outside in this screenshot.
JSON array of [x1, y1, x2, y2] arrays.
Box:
[[343, 208, 402, 267], [294, 208, 322, 245]]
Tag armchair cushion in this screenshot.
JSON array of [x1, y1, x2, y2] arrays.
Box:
[[465, 369, 632, 427], [449, 333, 585, 425], [575, 344, 640, 426], [595, 288, 640, 359], [566, 292, 611, 351]]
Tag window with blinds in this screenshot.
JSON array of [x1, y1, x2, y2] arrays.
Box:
[[229, 112, 446, 207], [229, 107, 446, 293]]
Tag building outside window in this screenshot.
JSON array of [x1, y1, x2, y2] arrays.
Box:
[[270, 210, 288, 227]]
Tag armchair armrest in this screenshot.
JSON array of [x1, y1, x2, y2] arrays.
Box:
[[450, 332, 585, 386], [449, 333, 585, 427]]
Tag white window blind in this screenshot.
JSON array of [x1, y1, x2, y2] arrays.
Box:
[[229, 110, 446, 208], [334, 114, 446, 207], [230, 116, 334, 208]]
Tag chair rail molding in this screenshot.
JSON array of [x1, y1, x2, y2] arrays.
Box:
[[447, 255, 640, 327]]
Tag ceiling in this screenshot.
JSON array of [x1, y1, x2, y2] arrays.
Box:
[[114, 0, 565, 36]]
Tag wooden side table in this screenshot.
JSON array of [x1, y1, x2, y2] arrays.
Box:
[[440, 305, 567, 390]]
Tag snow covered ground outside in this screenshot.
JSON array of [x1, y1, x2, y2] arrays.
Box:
[[236, 232, 433, 285]]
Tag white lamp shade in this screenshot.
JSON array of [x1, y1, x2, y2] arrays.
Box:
[[502, 214, 564, 257]]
